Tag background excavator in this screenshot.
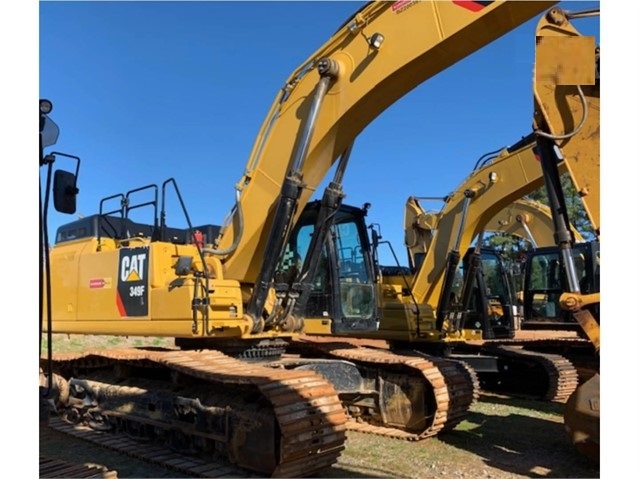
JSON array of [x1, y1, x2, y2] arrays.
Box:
[[404, 194, 587, 331], [481, 198, 595, 330], [41, 2, 598, 477], [478, 197, 599, 384], [482, 197, 585, 250], [399, 186, 599, 383]]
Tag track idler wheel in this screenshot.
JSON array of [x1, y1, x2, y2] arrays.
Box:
[[564, 373, 600, 462]]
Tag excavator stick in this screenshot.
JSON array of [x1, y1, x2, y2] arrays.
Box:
[[532, 6, 600, 463]]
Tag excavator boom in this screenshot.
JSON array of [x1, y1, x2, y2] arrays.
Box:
[[217, 0, 557, 283], [483, 198, 584, 247], [405, 196, 584, 270], [407, 138, 565, 309]]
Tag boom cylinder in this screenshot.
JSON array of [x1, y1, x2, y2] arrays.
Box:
[[534, 136, 581, 293], [245, 59, 340, 330]]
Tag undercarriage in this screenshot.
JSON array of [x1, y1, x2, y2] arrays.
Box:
[[41, 337, 480, 477]]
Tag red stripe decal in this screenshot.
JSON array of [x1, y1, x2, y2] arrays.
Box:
[[453, 1, 490, 12], [116, 291, 127, 317]]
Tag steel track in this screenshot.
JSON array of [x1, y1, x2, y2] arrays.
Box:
[[43, 337, 484, 478], [479, 344, 581, 402], [292, 338, 481, 440], [46, 417, 257, 478], [40, 455, 118, 479], [494, 337, 599, 382]]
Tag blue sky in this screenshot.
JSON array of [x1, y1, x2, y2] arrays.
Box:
[[38, 1, 602, 268]]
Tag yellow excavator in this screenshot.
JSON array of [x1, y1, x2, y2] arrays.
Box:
[[482, 197, 595, 333], [42, 2, 597, 477], [531, 5, 600, 462], [401, 185, 598, 379], [404, 194, 587, 331], [402, 196, 571, 333], [482, 197, 585, 249]]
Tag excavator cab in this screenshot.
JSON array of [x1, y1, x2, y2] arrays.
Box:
[[521, 241, 600, 331], [280, 201, 378, 334], [457, 247, 518, 340]]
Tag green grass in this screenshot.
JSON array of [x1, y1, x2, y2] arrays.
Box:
[[323, 395, 597, 479], [41, 333, 175, 355]]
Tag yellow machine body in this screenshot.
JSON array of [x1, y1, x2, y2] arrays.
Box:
[[44, 0, 558, 344]]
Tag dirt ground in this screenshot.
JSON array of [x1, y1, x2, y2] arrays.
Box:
[[39, 394, 600, 478]]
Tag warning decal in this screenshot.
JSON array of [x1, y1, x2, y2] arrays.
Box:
[[392, 1, 417, 13], [89, 277, 112, 289], [116, 246, 149, 317]]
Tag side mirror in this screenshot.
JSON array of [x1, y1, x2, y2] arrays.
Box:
[[53, 170, 79, 214]]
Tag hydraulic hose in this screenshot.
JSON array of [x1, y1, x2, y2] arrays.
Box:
[[535, 85, 588, 141], [202, 189, 244, 257]]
